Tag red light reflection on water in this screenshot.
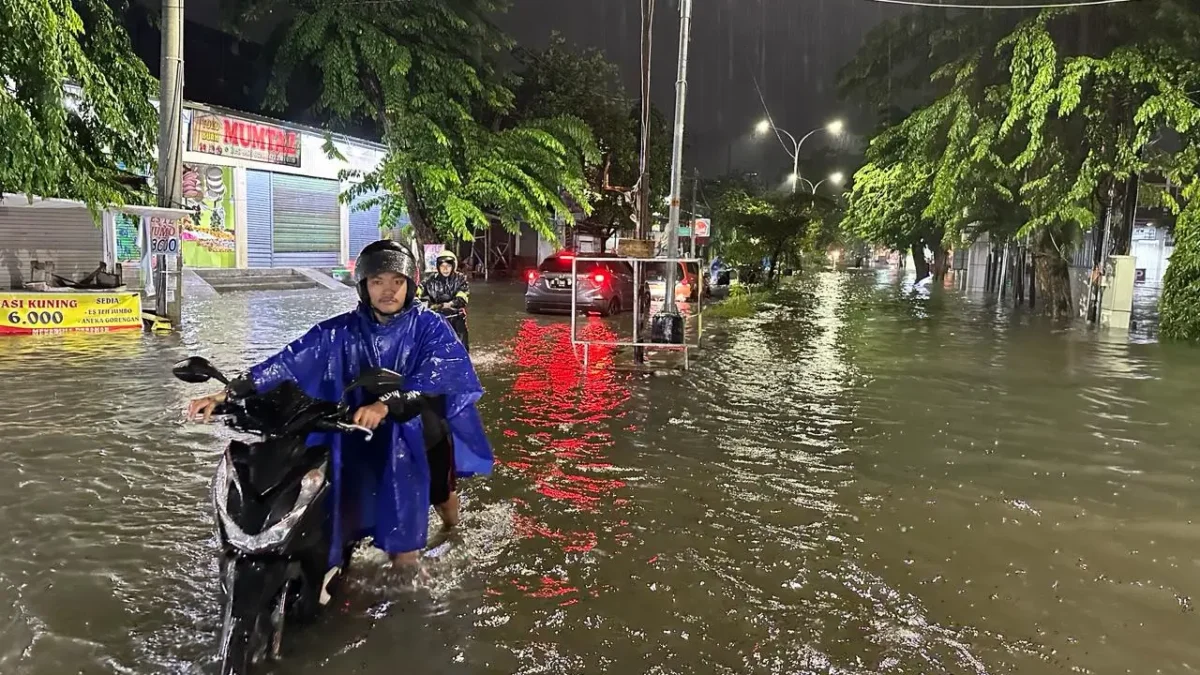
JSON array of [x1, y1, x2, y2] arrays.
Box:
[[493, 319, 634, 603]]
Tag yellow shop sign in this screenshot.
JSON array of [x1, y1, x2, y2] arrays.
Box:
[[0, 292, 143, 335]]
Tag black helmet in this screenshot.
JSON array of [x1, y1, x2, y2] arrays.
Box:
[[354, 239, 418, 313]]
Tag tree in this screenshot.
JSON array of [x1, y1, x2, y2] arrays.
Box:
[[510, 34, 670, 250], [1, 0, 158, 207], [228, 0, 599, 248], [710, 183, 836, 282], [839, 3, 1200, 320], [841, 122, 947, 283]]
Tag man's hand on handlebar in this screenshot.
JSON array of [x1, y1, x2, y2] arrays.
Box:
[[187, 391, 228, 423], [351, 402, 388, 431]]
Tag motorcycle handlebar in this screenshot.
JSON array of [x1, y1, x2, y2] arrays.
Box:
[[212, 402, 241, 416], [210, 399, 372, 441], [316, 419, 375, 442]]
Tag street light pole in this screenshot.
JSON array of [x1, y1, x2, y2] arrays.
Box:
[[660, 0, 693, 322], [756, 120, 844, 194]]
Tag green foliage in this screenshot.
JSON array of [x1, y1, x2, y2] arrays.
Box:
[[233, 0, 599, 243], [0, 0, 158, 207], [709, 183, 837, 279], [707, 291, 768, 320], [839, 1, 1200, 327], [510, 34, 671, 244], [841, 127, 941, 253], [1161, 180, 1200, 340]]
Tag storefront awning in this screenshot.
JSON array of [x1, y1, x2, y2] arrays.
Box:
[[0, 194, 190, 220]]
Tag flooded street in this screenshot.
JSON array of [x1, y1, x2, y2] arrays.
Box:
[[2, 270, 1199, 675]]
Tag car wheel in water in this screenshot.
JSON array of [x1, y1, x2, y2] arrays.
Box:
[[600, 297, 620, 317]]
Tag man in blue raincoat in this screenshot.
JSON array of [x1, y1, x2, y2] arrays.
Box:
[[188, 239, 493, 567]]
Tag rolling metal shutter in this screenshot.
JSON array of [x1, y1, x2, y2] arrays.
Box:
[[270, 174, 339, 267], [246, 170, 274, 268], [349, 191, 382, 261], [0, 207, 107, 289]]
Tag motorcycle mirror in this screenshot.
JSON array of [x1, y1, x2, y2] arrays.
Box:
[[344, 368, 404, 397], [172, 356, 229, 385]]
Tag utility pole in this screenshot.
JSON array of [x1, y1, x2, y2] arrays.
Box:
[[1090, 185, 1118, 323], [652, 0, 692, 341], [631, 0, 656, 366], [634, 0, 655, 241], [156, 0, 184, 325], [688, 168, 699, 258]]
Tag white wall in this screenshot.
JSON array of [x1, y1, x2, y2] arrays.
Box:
[[1131, 224, 1172, 288]]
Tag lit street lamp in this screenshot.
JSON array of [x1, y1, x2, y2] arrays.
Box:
[[755, 118, 845, 193], [792, 171, 846, 194], [813, 171, 845, 193]]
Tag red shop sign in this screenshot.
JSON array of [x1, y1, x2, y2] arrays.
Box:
[[189, 112, 302, 168]]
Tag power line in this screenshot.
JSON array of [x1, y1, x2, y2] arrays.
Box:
[[860, 0, 1134, 8]]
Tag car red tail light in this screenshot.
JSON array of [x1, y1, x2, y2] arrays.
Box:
[[526, 270, 539, 284]]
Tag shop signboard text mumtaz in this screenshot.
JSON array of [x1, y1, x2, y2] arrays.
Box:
[[189, 112, 302, 168]]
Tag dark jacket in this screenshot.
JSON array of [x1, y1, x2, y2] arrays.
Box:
[[418, 272, 470, 309]]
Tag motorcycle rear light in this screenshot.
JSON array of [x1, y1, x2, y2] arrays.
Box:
[[592, 272, 606, 284]]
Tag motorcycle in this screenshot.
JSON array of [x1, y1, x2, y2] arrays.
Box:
[[173, 356, 402, 675], [426, 303, 470, 353]]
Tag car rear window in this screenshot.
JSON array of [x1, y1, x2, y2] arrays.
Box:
[[539, 257, 599, 274], [643, 262, 667, 281], [642, 261, 688, 282]]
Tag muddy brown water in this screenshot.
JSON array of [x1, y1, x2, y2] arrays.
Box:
[[0, 270, 1197, 674]]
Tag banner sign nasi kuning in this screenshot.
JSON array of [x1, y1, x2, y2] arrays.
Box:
[[0, 292, 143, 335]]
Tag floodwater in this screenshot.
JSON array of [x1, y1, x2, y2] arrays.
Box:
[[1, 270, 1199, 675]]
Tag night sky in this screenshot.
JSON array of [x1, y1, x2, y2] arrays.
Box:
[[140, 0, 904, 176], [498, 0, 901, 175]]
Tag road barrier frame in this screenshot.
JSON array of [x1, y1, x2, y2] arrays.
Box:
[[569, 255, 705, 370]]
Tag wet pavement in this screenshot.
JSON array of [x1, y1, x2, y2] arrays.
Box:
[[1, 270, 1198, 674]]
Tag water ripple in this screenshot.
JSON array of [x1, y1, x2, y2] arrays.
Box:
[[1, 274, 1198, 673]]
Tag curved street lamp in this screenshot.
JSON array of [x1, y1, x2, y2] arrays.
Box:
[[755, 119, 846, 193], [790, 170, 846, 194]]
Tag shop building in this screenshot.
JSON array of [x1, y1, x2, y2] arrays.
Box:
[[171, 103, 389, 271]]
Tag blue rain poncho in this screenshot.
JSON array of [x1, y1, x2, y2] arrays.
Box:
[[247, 302, 493, 564]]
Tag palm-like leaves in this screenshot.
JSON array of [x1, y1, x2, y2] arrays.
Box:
[[227, 0, 596, 244]]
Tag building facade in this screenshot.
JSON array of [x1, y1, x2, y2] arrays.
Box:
[[166, 103, 389, 271]]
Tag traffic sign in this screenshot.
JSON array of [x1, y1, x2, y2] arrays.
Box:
[[693, 218, 711, 238]]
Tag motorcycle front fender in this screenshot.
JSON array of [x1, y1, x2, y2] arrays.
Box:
[[217, 555, 295, 674], [221, 553, 291, 621], [217, 614, 257, 675]]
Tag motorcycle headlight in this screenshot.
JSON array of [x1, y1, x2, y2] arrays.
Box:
[[212, 456, 327, 554]]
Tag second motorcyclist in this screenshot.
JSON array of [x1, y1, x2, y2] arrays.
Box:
[[418, 250, 471, 352]]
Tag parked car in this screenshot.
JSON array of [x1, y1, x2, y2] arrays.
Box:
[[525, 252, 650, 316], [645, 260, 705, 302]]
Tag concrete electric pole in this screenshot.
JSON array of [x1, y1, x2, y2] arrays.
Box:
[[156, 0, 184, 325], [651, 0, 692, 344]]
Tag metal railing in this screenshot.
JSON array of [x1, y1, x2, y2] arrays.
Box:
[[568, 256, 705, 369]]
